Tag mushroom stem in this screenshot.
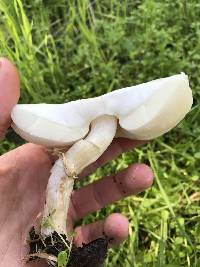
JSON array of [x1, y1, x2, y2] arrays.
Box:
[[41, 115, 117, 237]]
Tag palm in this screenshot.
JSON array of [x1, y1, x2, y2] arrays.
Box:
[[0, 58, 153, 267], [0, 144, 51, 267]]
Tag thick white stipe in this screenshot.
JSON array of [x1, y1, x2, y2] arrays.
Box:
[[41, 115, 117, 237]]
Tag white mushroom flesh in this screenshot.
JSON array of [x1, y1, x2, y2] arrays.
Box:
[[11, 73, 193, 146], [41, 115, 117, 237], [10, 73, 193, 239]]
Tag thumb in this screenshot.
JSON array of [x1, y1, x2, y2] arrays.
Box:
[[0, 58, 20, 139]]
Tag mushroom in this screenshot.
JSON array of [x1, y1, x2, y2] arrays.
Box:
[[11, 73, 192, 264]]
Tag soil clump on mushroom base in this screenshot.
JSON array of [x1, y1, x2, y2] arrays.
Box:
[[28, 227, 108, 267]]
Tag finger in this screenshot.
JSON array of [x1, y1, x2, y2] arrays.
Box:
[[79, 138, 146, 178], [74, 213, 129, 247], [70, 163, 153, 221], [0, 58, 20, 138]]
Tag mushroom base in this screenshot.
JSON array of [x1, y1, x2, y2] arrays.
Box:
[[27, 227, 108, 267]]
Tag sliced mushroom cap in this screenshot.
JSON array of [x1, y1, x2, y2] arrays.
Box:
[[11, 73, 193, 146]]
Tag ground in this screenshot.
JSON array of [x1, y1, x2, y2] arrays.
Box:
[[0, 0, 200, 266]]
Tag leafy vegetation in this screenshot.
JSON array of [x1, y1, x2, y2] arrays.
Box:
[[0, 0, 200, 266], [58, 250, 69, 267]]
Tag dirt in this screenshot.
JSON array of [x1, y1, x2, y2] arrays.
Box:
[[28, 227, 108, 267]]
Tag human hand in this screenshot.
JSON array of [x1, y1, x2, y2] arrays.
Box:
[[0, 58, 153, 267]]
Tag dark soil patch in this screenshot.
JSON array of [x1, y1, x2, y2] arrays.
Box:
[[27, 227, 108, 267]]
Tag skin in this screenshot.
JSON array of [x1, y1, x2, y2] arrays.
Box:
[[0, 58, 154, 267]]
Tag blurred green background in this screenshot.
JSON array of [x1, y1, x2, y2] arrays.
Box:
[[0, 0, 200, 266]]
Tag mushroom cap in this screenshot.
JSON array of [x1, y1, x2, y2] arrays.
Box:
[[11, 73, 193, 146]]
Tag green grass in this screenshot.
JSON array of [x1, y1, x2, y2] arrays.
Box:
[[0, 0, 200, 266]]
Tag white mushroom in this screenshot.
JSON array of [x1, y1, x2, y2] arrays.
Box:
[[11, 73, 193, 238]]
